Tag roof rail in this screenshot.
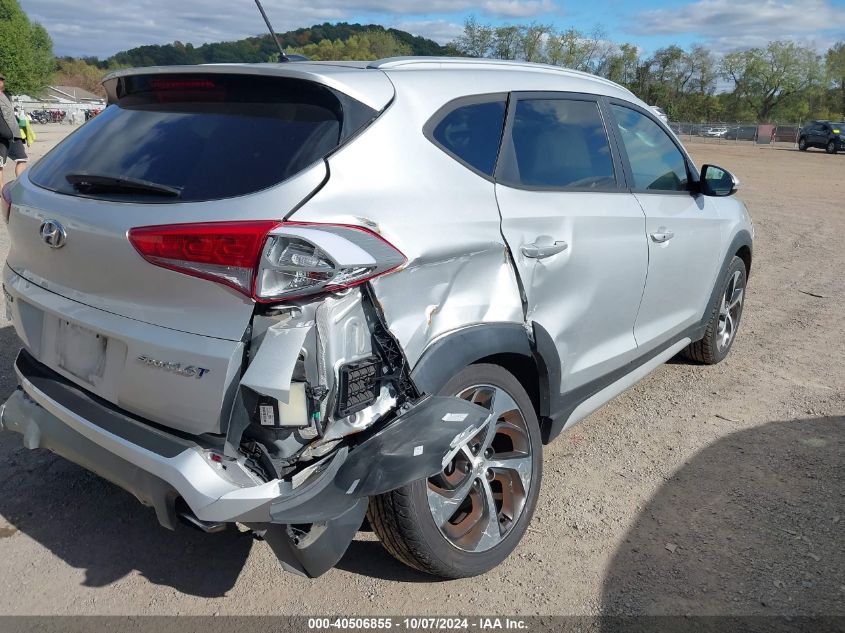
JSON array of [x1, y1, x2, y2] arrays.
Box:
[[367, 57, 634, 96]]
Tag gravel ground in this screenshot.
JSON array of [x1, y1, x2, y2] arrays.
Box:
[[0, 127, 842, 617]]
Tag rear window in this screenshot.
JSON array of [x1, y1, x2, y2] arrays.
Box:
[[29, 74, 375, 203]]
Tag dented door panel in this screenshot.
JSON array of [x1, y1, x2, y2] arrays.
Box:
[[496, 187, 648, 393]]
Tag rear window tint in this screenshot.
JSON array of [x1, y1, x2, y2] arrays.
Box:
[[29, 75, 373, 203], [428, 97, 506, 177]]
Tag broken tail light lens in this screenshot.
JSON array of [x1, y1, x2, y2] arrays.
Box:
[[128, 221, 406, 302], [255, 223, 405, 302]]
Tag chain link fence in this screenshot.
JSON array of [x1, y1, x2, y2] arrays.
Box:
[[669, 122, 803, 146]]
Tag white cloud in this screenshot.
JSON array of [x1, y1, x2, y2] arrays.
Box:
[[391, 20, 465, 44], [481, 0, 557, 18], [631, 0, 842, 51], [704, 33, 840, 55]]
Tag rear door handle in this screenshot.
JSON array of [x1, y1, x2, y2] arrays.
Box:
[[650, 229, 675, 243], [521, 241, 568, 259]]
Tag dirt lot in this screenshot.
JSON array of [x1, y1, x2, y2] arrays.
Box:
[[0, 127, 842, 617]]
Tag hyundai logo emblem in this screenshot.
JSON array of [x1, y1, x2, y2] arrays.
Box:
[[39, 219, 67, 249]]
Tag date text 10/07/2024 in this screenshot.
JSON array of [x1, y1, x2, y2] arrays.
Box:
[[307, 617, 529, 630]]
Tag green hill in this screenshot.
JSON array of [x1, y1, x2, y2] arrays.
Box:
[[94, 22, 447, 68]]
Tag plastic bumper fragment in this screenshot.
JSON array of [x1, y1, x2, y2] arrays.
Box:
[[259, 395, 490, 577]]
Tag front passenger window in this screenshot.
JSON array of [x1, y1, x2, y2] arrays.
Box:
[[611, 105, 689, 192]]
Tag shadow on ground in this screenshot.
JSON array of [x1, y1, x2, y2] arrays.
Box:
[[0, 325, 430, 594], [0, 326, 254, 597], [602, 415, 844, 621], [335, 539, 436, 583]]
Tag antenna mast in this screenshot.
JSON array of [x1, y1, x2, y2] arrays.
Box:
[[254, 0, 289, 62]]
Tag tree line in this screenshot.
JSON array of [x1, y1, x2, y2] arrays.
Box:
[[45, 23, 432, 98], [100, 23, 438, 68], [448, 18, 844, 123]]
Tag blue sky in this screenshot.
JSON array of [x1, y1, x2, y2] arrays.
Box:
[[21, 0, 845, 59]]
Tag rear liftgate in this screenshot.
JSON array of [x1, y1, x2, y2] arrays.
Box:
[[230, 284, 489, 577]]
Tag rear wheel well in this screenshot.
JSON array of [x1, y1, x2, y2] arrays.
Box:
[[474, 353, 541, 418], [736, 245, 752, 277]]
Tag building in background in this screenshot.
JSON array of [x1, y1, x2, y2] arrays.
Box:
[[12, 85, 105, 123]]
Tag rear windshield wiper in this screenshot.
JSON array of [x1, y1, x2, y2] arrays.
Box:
[[65, 173, 183, 198]]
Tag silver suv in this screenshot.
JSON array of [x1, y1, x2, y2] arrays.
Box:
[[0, 58, 753, 579]]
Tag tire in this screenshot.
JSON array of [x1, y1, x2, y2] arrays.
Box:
[[368, 363, 543, 578], [682, 256, 747, 365], [826, 140, 837, 154], [798, 137, 808, 151]]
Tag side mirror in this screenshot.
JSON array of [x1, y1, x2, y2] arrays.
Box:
[[700, 164, 739, 197]]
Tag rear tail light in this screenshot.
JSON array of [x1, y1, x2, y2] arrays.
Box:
[[1, 182, 13, 224], [128, 221, 278, 296], [128, 221, 405, 302]]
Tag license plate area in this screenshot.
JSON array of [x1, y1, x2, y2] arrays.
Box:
[[56, 320, 108, 385]]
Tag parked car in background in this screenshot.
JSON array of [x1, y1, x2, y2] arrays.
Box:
[[702, 126, 729, 138], [0, 58, 753, 580], [723, 125, 758, 141], [798, 121, 844, 154]]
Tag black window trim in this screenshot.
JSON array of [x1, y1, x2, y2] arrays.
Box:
[[494, 91, 629, 193], [603, 97, 702, 198], [422, 92, 510, 182]]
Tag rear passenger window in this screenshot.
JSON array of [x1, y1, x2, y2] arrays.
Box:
[[610, 105, 689, 192], [499, 98, 616, 189], [430, 98, 507, 177]]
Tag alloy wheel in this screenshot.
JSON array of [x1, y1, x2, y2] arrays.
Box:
[[426, 384, 533, 553], [717, 269, 744, 352]]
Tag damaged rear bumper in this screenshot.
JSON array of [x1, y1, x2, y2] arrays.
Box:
[[1, 349, 488, 575]]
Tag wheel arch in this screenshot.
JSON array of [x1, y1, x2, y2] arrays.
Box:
[[690, 229, 753, 343], [736, 243, 752, 278], [474, 352, 541, 416], [410, 322, 561, 442]]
